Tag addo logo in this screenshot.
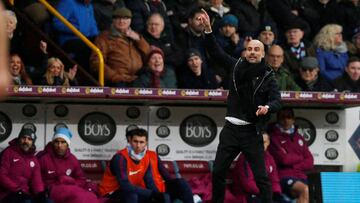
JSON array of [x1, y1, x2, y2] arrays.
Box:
[[295, 117, 316, 146], [0, 112, 12, 142], [78, 112, 116, 145], [179, 114, 217, 147]]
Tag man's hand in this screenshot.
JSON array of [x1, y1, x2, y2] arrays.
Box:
[[256, 105, 269, 116], [200, 8, 212, 33], [126, 28, 140, 41]]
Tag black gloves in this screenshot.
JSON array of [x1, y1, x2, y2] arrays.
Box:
[[34, 190, 49, 203], [151, 191, 165, 203], [14, 190, 31, 201]]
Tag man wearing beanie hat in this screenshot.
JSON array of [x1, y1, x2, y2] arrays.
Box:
[[37, 127, 100, 203], [178, 48, 219, 89], [257, 22, 277, 52], [0, 127, 51, 203], [90, 6, 150, 87], [201, 10, 282, 203]]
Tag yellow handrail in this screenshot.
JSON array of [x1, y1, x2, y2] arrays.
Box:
[[37, 0, 104, 86]]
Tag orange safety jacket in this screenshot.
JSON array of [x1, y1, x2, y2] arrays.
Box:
[[99, 148, 166, 196]]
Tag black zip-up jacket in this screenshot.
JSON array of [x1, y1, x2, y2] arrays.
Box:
[[205, 33, 282, 132]]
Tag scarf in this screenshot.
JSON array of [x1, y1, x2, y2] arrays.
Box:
[[334, 42, 348, 54], [127, 144, 147, 161], [237, 59, 266, 83], [277, 123, 295, 135], [290, 41, 306, 60], [151, 71, 162, 88]]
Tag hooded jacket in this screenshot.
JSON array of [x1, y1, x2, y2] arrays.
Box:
[[37, 142, 99, 203], [268, 124, 314, 180], [0, 138, 44, 200]]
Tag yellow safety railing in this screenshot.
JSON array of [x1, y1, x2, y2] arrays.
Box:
[[37, 0, 104, 86]]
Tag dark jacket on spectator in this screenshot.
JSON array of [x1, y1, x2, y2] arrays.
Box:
[[306, 0, 339, 36], [178, 66, 218, 89], [143, 31, 184, 68], [125, 0, 173, 39], [295, 74, 334, 92], [227, 0, 261, 37], [336, 1, 360, 41], [333, 72, 360, 92]]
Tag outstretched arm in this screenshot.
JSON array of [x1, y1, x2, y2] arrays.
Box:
[[200, 9, 238, 68]]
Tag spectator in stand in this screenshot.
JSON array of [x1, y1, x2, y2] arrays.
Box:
[[133, 46, 177, 88], [93, 0, 125, 31], [204, 0, 231, 32], [348, 27, 360, 58], [295, 56, 334, 91], [178, 48, 218, 89], [9, 53, 33, 85], [98, 128, 194, 203], [268, 107, 314, 203], [143, 13, 184, 69], [306, 0, 339, 37], [337, 0, 360, 41], [40, 57, 78, 86], [3, 10, 17, 40], [164, 0, 200, 34], [226, 0, 261, 37], [266, 45, 301, 91], [3, 9, 21, 54], [0, 2, 11, 97], [215, 14, 243, 58], [0, 127, 52, 203], [313, 24, 349, 81], [176, 7, 210, 70], [232, 133, 282, 203], [281, 22, 316, 77], [265, 0, 318, 40], [90, 7, 150, 87], [125, 0, 174, 39], [333, 57, 360, 92], [52, 0, 99, 70], [13, 0, 55, 26], [257, 22, 277, 53], [37, 127, 100, 203]]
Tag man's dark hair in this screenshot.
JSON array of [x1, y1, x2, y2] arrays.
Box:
[[277, 107, 295, 121], [127, 128, 148, 140], [188, 7, 203, 19], [347, 57, 360, 66]]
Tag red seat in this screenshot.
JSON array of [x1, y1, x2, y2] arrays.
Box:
[[80, 160, 107, 183], [175, 160, 211, 180]]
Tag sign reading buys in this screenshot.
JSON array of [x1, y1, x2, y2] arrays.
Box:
[[78, 112, 116, 145]]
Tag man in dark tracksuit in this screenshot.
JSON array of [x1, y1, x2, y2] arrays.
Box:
[[200, 10, 282, 203]]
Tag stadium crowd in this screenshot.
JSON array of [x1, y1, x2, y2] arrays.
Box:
[[2, 0, 359, 92]]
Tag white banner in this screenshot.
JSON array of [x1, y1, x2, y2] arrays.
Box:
[[148, 106, 225, 161], [45, 104, 148, 160], [0, 104, 45, 152]]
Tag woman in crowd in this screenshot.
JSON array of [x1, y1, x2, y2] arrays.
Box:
[[40, 57, 78, 86], [9, 53, 33, 85], [313, 24, 349, 81], [133, 46, 177, 88]]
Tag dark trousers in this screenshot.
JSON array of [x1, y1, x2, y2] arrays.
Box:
[[212, 121, 272, 203]]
